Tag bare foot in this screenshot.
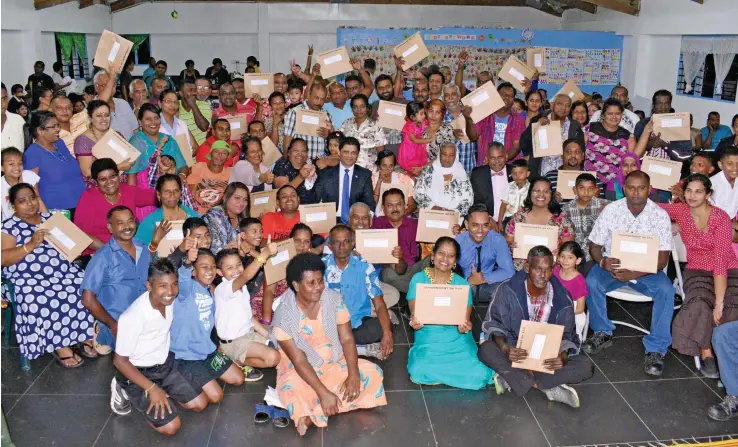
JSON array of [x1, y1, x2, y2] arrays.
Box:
[[296, 416, 312, 436]]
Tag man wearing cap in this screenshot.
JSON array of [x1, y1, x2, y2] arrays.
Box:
[[195, 119, 242, 167]]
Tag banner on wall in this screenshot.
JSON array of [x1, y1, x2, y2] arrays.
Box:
[[336, 27, 623, 95]]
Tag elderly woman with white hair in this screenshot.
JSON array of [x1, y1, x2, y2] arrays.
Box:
[[442, 83, 479, 173], [413, 142, 473, 219], [93, 69, 138, 139]]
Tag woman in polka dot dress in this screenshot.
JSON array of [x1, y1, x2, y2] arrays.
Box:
[[1, 183, 95, 367]]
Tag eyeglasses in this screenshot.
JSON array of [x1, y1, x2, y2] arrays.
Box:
[[196, 86, 210, 90], [162, 99, 179, 105], [42, 123, 61, 130]]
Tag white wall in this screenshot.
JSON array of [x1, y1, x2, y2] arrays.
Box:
[[562, 0, 738, 125], [111, 2, 562, 75], [1, 0, 111, 87]]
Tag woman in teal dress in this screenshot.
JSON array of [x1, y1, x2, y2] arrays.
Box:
[[407, 236, 495, 389], [135, 174, 198, 247]]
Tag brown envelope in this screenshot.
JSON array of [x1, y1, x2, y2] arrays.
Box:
[[555, 80, 585, 103], [261, 136, 281, 167], [526, 48, 546, 73], [460, 81, 505, 124], [295, 109, 330, 137], [653, 113, 691, 142], [379, 182, 411, 203], [264, 238, 297, 285], [499, 56, 535, 93], [450, 114, 470, 143], [250, 190, 278, 218], [299, 203, 337, 234], [70, 112, 89, 137], [93, 30, 133, 75], [317, 47, 353, 79], [91, 129, 142, 165], [376, 100, 407, 131], [173, 132, 195, 167], [414, 284, 470, 326], [224, 115, 248, 140], [513, 224, 559, 259], [532, 121, 563, 158], [610, 232, 660, 274], [416, 209, 459, 243], [393, 33, 430, 71], [355, 229, 399, 264], [512, 320, 565, 374], [556, 170, 598, 200], [641, 156, 682, 191], [38, 213, 93, 261], [243, 73, 274, 99], [155, 220, 185, 258]]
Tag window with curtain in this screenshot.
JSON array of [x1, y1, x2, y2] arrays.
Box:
[[121, 35, 152, 65], [54, 33, 90, 80], [676, 36, 738, 103]]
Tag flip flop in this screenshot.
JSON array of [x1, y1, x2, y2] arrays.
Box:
[[254, 402, 271, 424], [74, 342, 99, 359], [53, 351, 84, 369], [272, 408, 290, 428]]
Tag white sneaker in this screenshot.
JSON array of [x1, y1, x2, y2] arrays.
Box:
[[110, 377, 131, 415]]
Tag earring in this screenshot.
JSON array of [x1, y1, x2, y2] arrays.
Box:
[[453, 263, 457, 270]]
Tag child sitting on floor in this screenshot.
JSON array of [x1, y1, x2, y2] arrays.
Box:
[[170, 243, 245, 406], [552, 241, 588, 342], [214, 247, 281, 382]]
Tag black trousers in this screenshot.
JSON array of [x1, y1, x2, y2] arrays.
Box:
[[352, 316, 384, 345], [477, 341, 594, 397]]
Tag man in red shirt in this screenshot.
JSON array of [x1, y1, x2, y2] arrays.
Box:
[[195, 119, 242, 167], [261, 185, 300, 240], [212, 82, 257, 124]]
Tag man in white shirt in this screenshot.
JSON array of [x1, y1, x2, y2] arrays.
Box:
[[113, 259, 210, 436], [583, 170, 675, 377], [51, 62, 72, 95], [1, 84, 26, 150], [588, 86, 640, 134], [710, 147, 738, 219]]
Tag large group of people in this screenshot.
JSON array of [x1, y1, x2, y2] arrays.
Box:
[[2, 44, 738, 439]]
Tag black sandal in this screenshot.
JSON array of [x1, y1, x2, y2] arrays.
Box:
[[74, 342, 99, 359], [53, 351, 84, 369]]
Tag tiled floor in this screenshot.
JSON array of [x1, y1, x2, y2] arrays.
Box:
[[2, 300, 738, 447]]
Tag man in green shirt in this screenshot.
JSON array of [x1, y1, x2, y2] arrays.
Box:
[[178, 78, 211, 146]]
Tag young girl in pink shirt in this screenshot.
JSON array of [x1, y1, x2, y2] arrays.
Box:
[[553, 241, 588, 343], [398, 102, 433, 177]]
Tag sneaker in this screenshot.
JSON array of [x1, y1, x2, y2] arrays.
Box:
[[110, 377, 131, 416], [644, 352, 664, 377], [241, 366, 264, 382], [700, 357, 720, 379], [708, 395, 738, 421], [544, 384, 581, 408], [94, 322, 112, 356], [493, 374, 510, 395], [581, 332, 613, 355], [361, 343, 383, 359], [388, 310, 400, 326]]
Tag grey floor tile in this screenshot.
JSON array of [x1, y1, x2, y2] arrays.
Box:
[[525, 383, 655, 446], [1, 348, 53, 394], [323, 390, 435, 447], [373, 345, 419, 391], [425, 389, 549, 447], [27, 354, 115, 395], [1, 394, 21, 414]]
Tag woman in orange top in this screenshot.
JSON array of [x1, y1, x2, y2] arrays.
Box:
[[187, 140, 232, 215]]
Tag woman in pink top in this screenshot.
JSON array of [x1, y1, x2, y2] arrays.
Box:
[[73, 158, 155, 259], [661, 173, 738, 379]]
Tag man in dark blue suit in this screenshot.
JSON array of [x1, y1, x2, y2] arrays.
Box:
[[315, 136, 376, 223]]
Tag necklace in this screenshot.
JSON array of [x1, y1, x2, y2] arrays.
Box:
[[424, 267, 453, 284], [43, 143, 68, 163]]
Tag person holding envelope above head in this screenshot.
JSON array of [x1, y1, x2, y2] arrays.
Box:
[[478, 246, 593, 407], [282, 83, 334, 161], [584, 170, 675, 377], [456, 204, 515, 304], [505, 177, 574, 271], [473, 83, 526, 165], [314, 137, 375, 225], [633, 90, 692, 169], [407, 237, 495, 389]]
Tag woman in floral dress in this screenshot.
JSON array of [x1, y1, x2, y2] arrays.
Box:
[[340, 94, 387, 172], [271, 253, 387, 436]]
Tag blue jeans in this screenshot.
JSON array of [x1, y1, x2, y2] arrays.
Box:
[[585, 265, 675, 355], [713, 321, 738, 396]]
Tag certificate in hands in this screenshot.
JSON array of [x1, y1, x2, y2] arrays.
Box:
[[295, 109, 330, 137], [299, 203, 337, 234], [641, 156, 682, 191], [317, 47, 353, 79], [413, 284, 469, 326], [513, 224, 559, 259], [155, 220, 185, 258], [39, 213, 93, 261], [512, 320, 565, 374], [355, 229, 398, 264], [653, 113, 691, 142], [610, 232, 660, 274], [393, 33, 430, 71], [264, 239, 297, 285], [92, 129, 142, 165], [416, 209, 459, 243], [499, 55, 535, 93], [460, 81, 505, 124]]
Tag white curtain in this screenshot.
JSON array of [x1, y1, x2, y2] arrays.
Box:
[[681, 36, 738, 95]]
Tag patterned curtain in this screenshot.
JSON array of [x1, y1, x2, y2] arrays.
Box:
[[55, 33, 75, 61], [71, 34, 87, 60]]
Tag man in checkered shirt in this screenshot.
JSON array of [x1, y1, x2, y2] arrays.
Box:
[[282, 83, 334, 161]]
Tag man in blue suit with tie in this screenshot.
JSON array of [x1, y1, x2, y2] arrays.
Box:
[[315, 136, 376, 223]]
